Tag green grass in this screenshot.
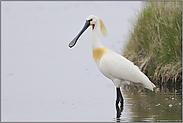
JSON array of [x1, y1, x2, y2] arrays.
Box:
[[123, 1, 182, 93]]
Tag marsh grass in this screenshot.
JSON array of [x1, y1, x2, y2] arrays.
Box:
[[123, 1, 182, 94]]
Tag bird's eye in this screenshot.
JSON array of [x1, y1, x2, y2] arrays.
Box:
[[90, 19, 93, 21]]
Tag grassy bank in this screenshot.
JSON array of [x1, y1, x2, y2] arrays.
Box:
[[123, 1, 182, 94]]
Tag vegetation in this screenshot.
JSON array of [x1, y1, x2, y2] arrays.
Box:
[[123, 1, 182, 94]]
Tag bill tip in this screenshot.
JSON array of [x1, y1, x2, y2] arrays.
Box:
[[69, 44, 73, 48]]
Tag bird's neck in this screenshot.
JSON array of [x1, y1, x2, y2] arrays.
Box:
[[91, 24, 107, 64], [91, 24, 104, 50]]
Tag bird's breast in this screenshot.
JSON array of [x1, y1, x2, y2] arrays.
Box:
[[92, 47, 108, 63]]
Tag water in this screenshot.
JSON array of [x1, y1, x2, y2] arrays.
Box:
[[2, 84, 182, 122], [118, 86, 182, 122], [1, 1, 182, 122]]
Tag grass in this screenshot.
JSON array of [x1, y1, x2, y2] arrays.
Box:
[[123, 1, 182, 94]]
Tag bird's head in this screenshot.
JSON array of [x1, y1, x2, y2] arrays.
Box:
[[86, 15, 99, 30], [69, 15, 107, 48]]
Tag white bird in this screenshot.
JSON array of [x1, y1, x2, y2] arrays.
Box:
[[69, 15, 156, 107]]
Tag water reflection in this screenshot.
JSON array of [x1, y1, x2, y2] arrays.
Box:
[[115, 105, 123, 122], [113, 85, 182, 122]]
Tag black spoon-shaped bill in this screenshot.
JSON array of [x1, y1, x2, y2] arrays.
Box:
[[69, 20, 91, 48]]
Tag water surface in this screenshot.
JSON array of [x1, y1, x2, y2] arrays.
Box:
[[118, 86, 182, 122]]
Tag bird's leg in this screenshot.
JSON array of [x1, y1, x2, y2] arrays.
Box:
[[116, 87, 123, 107]]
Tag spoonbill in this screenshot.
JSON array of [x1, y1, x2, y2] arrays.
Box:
[[68, 15, 156, 107]]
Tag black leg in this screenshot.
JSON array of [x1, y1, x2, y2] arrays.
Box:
[[116, 87, 123, 107]]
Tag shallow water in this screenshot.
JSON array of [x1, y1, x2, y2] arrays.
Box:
[[2, 84, 182, 122], [117, 86, 182, 122]]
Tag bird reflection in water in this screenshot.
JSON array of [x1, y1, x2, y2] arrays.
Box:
[[115, 101, 124, 122]]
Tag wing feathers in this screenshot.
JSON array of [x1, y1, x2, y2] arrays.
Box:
[[98, 51, 156, 91]]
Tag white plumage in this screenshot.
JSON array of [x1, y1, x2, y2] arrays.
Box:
[[98, 48, 155, 90], [69, 15, 156, 106], [87, 15, 156, 91]]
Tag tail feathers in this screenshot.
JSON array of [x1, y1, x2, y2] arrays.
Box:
[[146, 82, 156, 91], [144, 81, 156, 91], [140, 73, 156, 91], [151, 82, 156, 88]]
